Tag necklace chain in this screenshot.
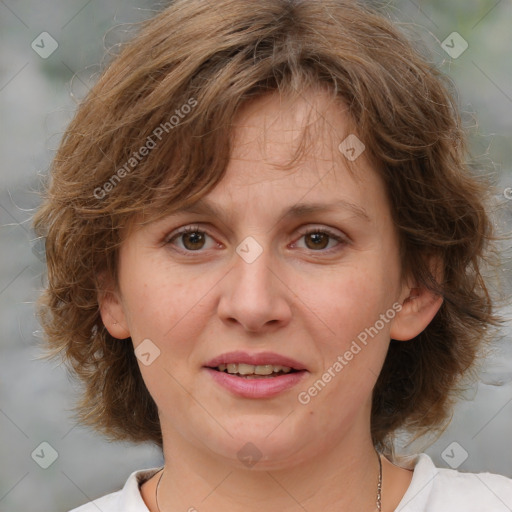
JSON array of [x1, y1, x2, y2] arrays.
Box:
[[155, 450, 382, 511], [376, 450, 382, 511]]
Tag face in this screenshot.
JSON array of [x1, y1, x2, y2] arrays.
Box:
[[100, 88, 437, 470]]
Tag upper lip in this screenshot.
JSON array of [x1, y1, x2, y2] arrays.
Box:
[[204, 351, 308, 371]]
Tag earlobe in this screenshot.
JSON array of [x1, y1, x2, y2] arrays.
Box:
[[97, 272, 131, 340]]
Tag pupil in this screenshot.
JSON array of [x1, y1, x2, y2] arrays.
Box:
[[184, 232, 204, 250], [306, 233, 328, 250]]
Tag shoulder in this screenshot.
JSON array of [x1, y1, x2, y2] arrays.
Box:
[[396, 453, 512, 511], [67, 467, 162, 512]]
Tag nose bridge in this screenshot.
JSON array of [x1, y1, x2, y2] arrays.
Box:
[[241, 243, 272, 284], [217, 235, 291, 331], [232, 236, 278, 302]]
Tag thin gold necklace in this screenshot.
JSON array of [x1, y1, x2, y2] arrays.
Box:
[[155, 450, 382, 511]]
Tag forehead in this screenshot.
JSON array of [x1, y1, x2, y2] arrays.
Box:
[[131, 88, 390, 235], [229, 88, 354, 169], [197, 89, 386, 221]]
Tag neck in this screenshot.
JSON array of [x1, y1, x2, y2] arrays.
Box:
[[155, 423, 382, 512]]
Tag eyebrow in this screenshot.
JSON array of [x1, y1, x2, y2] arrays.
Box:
[[168, 198, 370, 223]]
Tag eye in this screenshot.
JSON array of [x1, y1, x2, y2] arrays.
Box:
[[166, 225, 219, 253], [165, 224, 347, 255], [293, 227, 347, 252]]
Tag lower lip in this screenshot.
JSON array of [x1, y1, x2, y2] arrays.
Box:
[[204, 368, 308, 398]]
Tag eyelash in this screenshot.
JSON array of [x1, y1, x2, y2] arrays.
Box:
[[165, 224, 348, 256]]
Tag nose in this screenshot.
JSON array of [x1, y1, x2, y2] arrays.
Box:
[[217, 242, 292, 333]]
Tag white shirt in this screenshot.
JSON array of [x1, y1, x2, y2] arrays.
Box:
[[68, 453, 512, 511]]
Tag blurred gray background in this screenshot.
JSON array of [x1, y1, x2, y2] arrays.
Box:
[[0, 1, 511, 511]]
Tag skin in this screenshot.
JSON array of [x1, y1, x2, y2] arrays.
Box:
[[100, 87, 443, 512]]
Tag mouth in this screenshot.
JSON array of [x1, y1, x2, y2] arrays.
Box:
[[203, 355, 308, 398], [203, 351, 308, 379], [209, 363, 300, 379]]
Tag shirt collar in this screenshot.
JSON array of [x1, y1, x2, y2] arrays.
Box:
[[394, 453, 438, 511], [118, 466, 163, 511]]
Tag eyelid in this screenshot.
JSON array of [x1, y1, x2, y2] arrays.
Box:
[[165, 224, 219, 246], [291, 225, 349, 252], [300, 225, 349, 241]]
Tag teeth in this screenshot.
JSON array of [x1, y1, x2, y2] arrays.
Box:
[[217, 363, 293, 375]]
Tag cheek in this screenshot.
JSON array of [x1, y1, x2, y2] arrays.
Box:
[[119, 256, 216, 366], [301, 267, 396, 417], [313, 262, 394, 345], [118, 242, 186, 328], [120, 266, 209, 411]]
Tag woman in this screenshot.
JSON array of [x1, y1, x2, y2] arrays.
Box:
[[34, 0, 512, 510]]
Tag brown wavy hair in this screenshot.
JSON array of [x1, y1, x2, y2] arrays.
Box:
[[33, 0, 502, 457]]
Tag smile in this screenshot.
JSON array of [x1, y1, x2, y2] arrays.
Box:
[[215, 363, 295, 377]]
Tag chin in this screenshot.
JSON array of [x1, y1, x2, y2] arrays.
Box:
[[206, 427, 314, 471]]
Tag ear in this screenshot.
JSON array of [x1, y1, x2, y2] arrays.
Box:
[[97, 271, 131, 339], [390, 257, 444, 341]]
